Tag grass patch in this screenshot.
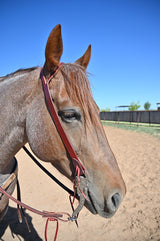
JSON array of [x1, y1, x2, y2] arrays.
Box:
[[102, 120, 160, 139]]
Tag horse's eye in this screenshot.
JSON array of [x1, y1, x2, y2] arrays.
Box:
[[58, 109, 81, 123]]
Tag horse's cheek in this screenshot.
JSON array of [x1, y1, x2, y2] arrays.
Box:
[[26, 107, 63, 162]]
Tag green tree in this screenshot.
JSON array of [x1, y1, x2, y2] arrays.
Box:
[[105, 107, 111, 112], [144, 101, 151, 110], [128, 101, 141, 111], [100, 108, 110, 112]]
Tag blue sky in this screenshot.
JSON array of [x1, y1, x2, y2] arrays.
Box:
[[1, 0, 160, 110]]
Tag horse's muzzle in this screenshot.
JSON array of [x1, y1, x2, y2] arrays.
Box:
[[84, 188, 123, 218]]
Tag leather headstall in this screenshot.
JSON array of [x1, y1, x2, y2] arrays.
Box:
[[40, 64, 86, 178]]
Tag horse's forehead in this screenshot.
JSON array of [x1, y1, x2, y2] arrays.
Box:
[[48, 72, 73, 109], [51, 71, 68, 96]]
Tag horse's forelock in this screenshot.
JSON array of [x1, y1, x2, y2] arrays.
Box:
[[61, 63, 101, 130]]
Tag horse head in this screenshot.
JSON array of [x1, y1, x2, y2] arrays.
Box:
[[26, 25, 126, 218]]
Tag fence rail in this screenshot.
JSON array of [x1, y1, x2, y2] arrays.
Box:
[[100, 110, 160, 124]]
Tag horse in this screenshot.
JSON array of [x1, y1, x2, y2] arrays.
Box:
[[0, 24, 126, 224]]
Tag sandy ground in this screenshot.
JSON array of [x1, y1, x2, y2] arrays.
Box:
[[0, 126, 160, 241]]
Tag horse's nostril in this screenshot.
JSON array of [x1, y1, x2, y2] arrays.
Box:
[[105, 192, 122, 215], [111, 193, 121, 209]]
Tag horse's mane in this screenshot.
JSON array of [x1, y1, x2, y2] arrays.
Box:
[[0, 67, 38, 81], [61, 63, 101, 130]]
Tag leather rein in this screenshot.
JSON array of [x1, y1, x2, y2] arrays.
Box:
[[0, 63, 88, 241]]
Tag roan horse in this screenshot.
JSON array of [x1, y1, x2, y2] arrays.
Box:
[[0, 25, 126, 227]]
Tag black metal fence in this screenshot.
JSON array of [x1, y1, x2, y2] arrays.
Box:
[[100, 111, 160, 124]]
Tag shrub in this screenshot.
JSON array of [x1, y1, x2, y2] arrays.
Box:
[[144, 101, 151, 110], [100, 108, 110, 112], [128, 102, 141, 111]]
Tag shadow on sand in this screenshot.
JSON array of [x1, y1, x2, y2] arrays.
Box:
[[0, 206, 43, 241]]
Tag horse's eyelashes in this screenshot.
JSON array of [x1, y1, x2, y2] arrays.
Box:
[[58, 109, 81, 123]]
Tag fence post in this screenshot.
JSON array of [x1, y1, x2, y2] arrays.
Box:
[[137, 111, 140, 127]]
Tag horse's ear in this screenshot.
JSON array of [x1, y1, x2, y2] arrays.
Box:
[[75, 45, 91, 69], [45, 24, 63, 72]]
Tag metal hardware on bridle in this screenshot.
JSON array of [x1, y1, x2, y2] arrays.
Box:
[[69, 175, 88, 221]]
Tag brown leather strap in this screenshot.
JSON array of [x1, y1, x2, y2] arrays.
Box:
[[40, 67, 85, 176], [0, 184, 71, 221]]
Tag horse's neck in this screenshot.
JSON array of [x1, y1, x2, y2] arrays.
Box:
[[0, 68, 40, 173]]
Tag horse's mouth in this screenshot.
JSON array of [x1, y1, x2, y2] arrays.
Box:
[[83, 190, 98, 215], [76, 176, 98, 215]]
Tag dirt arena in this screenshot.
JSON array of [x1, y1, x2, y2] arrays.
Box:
[[0, 126, 160, 241]]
